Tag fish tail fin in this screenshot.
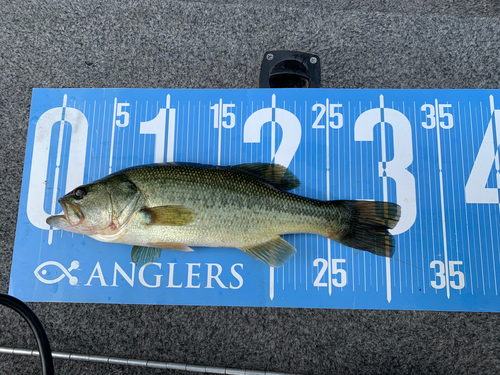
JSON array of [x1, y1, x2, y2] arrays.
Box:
[[326, 200, 401, 257]]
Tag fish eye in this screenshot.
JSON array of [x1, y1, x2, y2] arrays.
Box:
[[73, 188, 87, 200]]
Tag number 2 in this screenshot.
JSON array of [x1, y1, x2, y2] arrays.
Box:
[[313, 258, 328, 287]]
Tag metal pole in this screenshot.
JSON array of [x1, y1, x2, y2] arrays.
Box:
[[0, 346, 302, 375]]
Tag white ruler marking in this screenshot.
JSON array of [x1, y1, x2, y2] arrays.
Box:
[[435, 99, 450, 299], [48, 95, 68, 244], [378, 95, 392, 303], [108, 97, 118, 174], [217, 98, 222, 166]]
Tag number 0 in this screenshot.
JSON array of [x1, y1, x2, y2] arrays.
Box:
[[27, 105, 88, 230]]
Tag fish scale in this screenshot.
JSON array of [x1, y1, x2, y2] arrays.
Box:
[[122, 166, 324, 247]]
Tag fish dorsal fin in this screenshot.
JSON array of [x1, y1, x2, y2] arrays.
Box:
[[139, 206, 194, 226], [239, 237, 297, 268], [131, 246, 162, 265], [234, 163, 300, 191]]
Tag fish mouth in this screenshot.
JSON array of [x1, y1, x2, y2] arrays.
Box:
[[46, 198, 94, 235], [59, 199, 85, 226]]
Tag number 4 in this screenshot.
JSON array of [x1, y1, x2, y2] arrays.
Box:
[[465, 96, 500, 204]]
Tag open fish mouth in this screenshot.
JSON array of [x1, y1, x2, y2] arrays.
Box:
[[46, 199, 93, 235], [59, 199, 85, 226]]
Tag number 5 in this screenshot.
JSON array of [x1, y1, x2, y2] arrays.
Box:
[[331, 259, 346, 287], [449, 261, 465, 290], [115, 103, 130, 127], [222, 104, 236, 129]]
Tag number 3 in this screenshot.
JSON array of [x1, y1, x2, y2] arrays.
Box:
[[354, 99, 417, 234]]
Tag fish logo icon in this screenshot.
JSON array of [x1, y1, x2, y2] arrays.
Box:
[[34, 260, 80, 285]]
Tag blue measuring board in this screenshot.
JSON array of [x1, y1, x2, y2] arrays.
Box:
[[9, 88, 500, 312]]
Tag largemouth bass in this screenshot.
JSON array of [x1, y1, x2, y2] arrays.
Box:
[[46, 163, 401, 267]]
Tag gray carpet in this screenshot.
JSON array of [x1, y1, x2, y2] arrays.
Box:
[[1, 1, 500, 374]]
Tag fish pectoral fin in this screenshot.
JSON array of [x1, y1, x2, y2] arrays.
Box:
[[234, 163, 300, 191], [131, 246, 162, 265], [139, 205, 195, 226], [149, 242, 194, 251], [239, 237, 296, 268]]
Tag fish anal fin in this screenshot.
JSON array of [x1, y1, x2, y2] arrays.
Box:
[[140, 205, 194, 226], [131, 246, 162, 265], [239, 237, 296, 268], [234, 163, 300, 191]]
